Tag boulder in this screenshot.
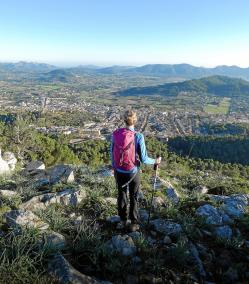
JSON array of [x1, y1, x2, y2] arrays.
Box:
[[21, 189, 86, 211], [4, 210, 49, 230], [2, 152, 17, 170], [214, 225, 233, 240], [222, 197, 247, 219], [47, 165, 74, 184], [188, 242, 206, 278], [48, 254, 100, 284], [0, 149, 10, 174], [165, 187, 180, 204], [52, 189, 85, 206], [150, 219, 182, 236], [20, 195, 47, 211], [103, 197, 117, 205], [196, 204, 223, 226], [0, 189, 18, 197], [43, 231, 66, 250], [25, 160, 46, 172], [152, 196, 166, 208], [194, 185, 208, 195], [106, 234, 137, 256], [128, 231, 141, 241], [163, 235, 172, 244], [106, 215, 120, 224], [139, 209, 149, 223]]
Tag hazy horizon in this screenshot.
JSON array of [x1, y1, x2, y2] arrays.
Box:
[[1, 60, 249, 69]]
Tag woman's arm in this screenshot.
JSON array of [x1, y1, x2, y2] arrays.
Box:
[[136, 133, 156, 165]]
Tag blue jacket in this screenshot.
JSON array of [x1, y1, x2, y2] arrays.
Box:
[[110, 126, 155, 173]]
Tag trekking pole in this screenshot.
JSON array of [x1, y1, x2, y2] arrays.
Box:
[[147, 155, 161, 226]]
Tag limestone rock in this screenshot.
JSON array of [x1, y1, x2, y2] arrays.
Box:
[[21, 189, 86, 211], [165, 187, 180, 204], [48, 254, 100, 284], [188, 242, 206, 278], [214, 225, 233, 240], [163, 235, 172, 244], [128, 231, 141, 241], [43, 231, 66, 250], [106, 215, 120, 223], [52, 189, 85, 206], [196, 204, 223, 225], [47, 165, 74, 184], [0, 189, 18, 197], [222, 197, 247, 218], [20, 195, 47, 211], [106, 235, 137, 256], [0, 149, 10, 174], [150, 219, 182, 236], [4, 210, 49, 230], [152, 196, 166, 208], [139, 209, 149, 223], [103, 197, 117, 206], [194, 185, 208, 195], [25, 160, 46, 172], [2, 151, 17, 170]]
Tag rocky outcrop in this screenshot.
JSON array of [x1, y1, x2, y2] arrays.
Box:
[[106, 235, 137, 256], [2, 151, 17, 171], [193, 185, 208, 195], [152, 196, 166, 208], [4, 210, 49, 230], [0, 149, 11, 174], [42, 231, 66, 250], [106, 215, 120, 223], [150, 219, 182, 236], [47, 165, 75, 184], [0, 189, 19, 197], [196, 194, 249, 240], [25, 160, 46, 172], [196, 204, 223, 226], [21, 189, 86, 211], [48, 254, 100, 284], [23, 163, 75, 186], [165, 187, 180, 204], [214, 225, 233, 240]]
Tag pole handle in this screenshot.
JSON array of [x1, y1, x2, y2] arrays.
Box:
[[154, 155, 161, 171]]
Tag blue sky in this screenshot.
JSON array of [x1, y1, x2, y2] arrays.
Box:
[[0, 0, 249, 66]]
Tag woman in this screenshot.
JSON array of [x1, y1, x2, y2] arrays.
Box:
[[110, 110, 161, 231]]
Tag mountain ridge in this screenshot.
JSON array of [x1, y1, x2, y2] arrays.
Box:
[[1, 61, 249, 80]]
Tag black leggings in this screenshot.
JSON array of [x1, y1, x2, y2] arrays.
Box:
[[115, 170, 140, 222]]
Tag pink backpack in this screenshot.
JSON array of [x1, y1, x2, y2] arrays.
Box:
[[113, 128, 137, 171]]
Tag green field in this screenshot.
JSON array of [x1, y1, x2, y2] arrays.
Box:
[[204, 97, 231, 114]]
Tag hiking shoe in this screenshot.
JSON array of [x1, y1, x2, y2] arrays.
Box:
[[129, 223, 140, 232]]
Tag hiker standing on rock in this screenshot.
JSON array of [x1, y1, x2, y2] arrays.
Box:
[[110, 110, 161, 231]]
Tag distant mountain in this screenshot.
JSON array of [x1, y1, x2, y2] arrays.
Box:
[[0, 61, 57, 73], [1, 61, 249, 81], [37, 69, 76, 83], [71, 63, 249, 80], [115, 75, 249, 97], [95, 65, 134, 74]]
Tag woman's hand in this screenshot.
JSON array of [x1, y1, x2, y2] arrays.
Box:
[[155, 156, 162, 164]]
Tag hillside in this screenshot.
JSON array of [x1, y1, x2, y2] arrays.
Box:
[[0, 136, 249, 283], [0, 61, 57, 73], [37, 69, 76, 83], [115, 75, 249, 97]]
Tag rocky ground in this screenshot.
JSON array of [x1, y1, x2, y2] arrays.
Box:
[[0, 162, 249, 284]]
